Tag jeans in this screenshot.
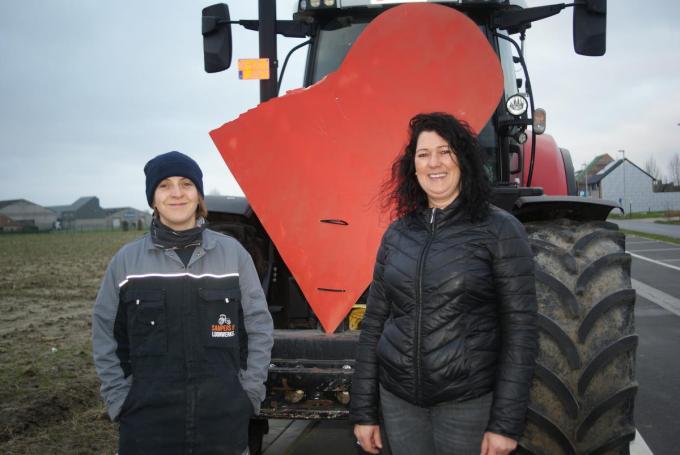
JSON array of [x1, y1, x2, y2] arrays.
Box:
[[379, 384, 492, 455]]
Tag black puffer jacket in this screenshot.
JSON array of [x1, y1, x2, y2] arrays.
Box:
[[349, 201, 538, 439]]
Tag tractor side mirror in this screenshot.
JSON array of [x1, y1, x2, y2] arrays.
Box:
[[573, 0, 606, 56], [203, 3, 232, 73]]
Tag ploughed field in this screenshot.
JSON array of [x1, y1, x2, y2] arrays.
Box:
[[0, 230, 141, 454]]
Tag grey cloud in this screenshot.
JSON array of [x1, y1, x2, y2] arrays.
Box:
[[1, 0, 677, 209]]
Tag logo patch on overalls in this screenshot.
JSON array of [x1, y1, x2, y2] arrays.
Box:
[[211, 314, 236, 338]]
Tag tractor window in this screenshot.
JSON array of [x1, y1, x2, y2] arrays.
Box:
[[308, 22, 368, 85], [478, 119, 497, 180], [497, 31, 520, 98]]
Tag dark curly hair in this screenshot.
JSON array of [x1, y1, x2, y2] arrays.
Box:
[[383, 112, 491, 221]]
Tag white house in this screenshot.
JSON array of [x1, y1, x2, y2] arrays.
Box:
[[587, 159, 680, 213]]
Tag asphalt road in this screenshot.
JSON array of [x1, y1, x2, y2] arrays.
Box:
[[610, 214, 680, 453], [634, 295, 680, 455], [260, 233, 680, 455], [628, 236, 680, 455]]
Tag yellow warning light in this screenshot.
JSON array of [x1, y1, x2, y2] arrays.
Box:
[[238, 58, 270, 80]]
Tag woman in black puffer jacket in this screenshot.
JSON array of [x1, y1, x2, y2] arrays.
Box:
[[351, 113, 538, 455]]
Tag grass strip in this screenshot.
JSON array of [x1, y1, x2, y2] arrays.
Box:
[[609, 210, 680, 220], [620, 229, 680, 245]]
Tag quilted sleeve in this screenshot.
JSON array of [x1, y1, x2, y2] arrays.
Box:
[[349, 231, 392, 425], [486, 211, 538, 440]]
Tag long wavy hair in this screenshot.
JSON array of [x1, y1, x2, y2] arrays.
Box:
[[383, 112, 491, 221]]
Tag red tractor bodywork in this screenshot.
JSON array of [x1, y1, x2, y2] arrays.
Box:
[[516, 133, 571, 195]]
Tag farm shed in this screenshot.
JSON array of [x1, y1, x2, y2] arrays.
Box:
[[105, 207, 151, 230], [0, 199, 57, 231], [49, 196, 108, 230]]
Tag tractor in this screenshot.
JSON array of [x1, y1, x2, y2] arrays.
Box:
[[201, 1, 636, 454]]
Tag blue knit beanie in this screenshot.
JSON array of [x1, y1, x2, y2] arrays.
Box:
[[144, 151, 204, 207]]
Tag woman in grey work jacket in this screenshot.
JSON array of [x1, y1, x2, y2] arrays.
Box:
[[92, 151, 273, 455]]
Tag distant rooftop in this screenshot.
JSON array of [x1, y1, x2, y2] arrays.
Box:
[[48, 196, 99, 215], [588, 158, 654, 184], [0, 198, 31, 210]]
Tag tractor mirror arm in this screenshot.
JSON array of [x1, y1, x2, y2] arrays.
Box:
[[492, 4, 566, 34], [203, 19, 311, 39], [233, 19, 312, 38], [492, 1, 606, 55]]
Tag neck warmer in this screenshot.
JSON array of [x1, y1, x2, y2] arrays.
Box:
[[151, 217, 206, 249]]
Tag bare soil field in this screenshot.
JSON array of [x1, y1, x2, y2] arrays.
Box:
[[0, 230, 142, 454]]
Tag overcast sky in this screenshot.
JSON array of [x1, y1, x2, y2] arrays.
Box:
[[1, 0, 678, 211]]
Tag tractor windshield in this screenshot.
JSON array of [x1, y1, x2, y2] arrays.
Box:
[[305, 20, 498, 180], [307, 22, 368, 85]]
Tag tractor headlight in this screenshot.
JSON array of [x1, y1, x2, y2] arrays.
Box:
[[506, 94, 528, 117], [304, 0, 336, 8]]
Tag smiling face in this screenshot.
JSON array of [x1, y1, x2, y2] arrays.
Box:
[[414, 130, 461, 209], [153, 176, 200, 231]]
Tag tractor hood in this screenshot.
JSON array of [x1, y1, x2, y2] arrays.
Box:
[[210, 3, 503, 332]]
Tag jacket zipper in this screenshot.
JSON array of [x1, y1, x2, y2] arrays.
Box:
[[414, 207, 437, 405]]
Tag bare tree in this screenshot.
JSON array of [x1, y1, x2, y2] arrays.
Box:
[[644, 155, 661, 181], [670, 153, 680, 186]]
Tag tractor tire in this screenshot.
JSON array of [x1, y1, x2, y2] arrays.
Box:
[[519, 219, 637, 455]]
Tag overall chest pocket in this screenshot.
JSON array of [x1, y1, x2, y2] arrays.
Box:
[[125, 289, 167, 357], [199, 288, 242, 350]]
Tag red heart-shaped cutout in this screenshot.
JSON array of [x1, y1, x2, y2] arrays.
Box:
[[210, 3, 503, 332]]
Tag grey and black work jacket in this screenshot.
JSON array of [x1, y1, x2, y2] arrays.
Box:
[[92, 228, 273, 454], [349, 202, 538, 440]]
